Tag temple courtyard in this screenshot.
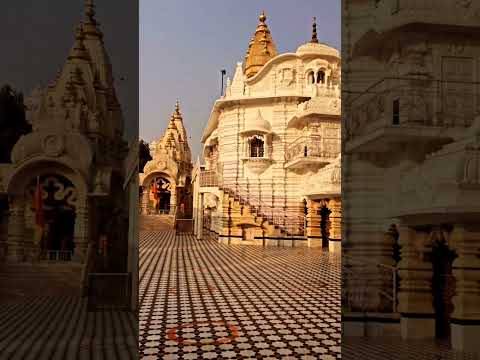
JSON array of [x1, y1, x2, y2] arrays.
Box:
[[138, 229, 341, 359]]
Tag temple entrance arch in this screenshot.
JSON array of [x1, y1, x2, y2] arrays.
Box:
[[26, 174, 77, 260], [149, 176, 172, 214], [5, 159, 89, 263]]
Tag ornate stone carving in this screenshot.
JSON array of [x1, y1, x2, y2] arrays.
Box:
[[42, 134, 64, 157]]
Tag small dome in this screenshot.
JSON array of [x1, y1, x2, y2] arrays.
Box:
[[241, 110, 272, 135], [296, 42, 339, 58]]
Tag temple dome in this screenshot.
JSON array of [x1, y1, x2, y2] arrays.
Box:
[[296, 42, 339, 58], [240, 110, 272, 135]]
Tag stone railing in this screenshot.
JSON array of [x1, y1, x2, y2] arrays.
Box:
[[286, 135, 339, 163], [220, 176, 306, 236], [342, 253, 398, 314], [345, 77, 478, 140], [40, 250, 73, 262], [199, 170, 219, 187]]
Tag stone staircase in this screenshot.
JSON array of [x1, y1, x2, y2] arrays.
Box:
[[140, 214, 175, 231], [222, 187, 304, 238], [0, 262, 85, 302]]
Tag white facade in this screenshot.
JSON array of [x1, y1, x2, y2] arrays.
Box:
[[194, 15, 341, 249], [343, 0, 480, 353]]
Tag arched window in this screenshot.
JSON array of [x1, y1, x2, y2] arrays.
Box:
[[317, 70, 325, 84], [307, 71, 315, 84], [249, 136, 264, 158]]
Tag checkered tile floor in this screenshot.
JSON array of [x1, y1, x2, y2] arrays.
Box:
[[343, 337, 480, 359], [139, 231, 341, 359], [0, 296, 137, 359]]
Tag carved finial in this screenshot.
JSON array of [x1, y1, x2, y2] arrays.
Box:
[[311, 17, 319, 44], [85, 0, 96, 22], [259, 10, 267, 23]]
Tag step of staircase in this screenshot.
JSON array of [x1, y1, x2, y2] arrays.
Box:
[[0, 262, 84, 301], [140, 214, 175, 231]]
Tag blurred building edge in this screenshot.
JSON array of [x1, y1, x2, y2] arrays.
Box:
[[139, 100, 193, 222], [124, 141, 139, 312], [192, 14, 342, 250], [343, 0, 480, 354], [0, 0, 135, 307]]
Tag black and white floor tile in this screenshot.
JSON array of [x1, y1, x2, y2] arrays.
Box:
[[139, 231, 341, 359]]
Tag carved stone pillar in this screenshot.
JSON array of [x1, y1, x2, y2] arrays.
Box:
[[329, 197, 342, 253], [449, 225, 480, 353], [397, 225, 435, 339], [196, 192, 204, 240], [73, 204, 89, 263], [6, 197, 26, 263], [306, 200, 321, 247], [170, 186, 177, 215], [141, 189, 149, 215]]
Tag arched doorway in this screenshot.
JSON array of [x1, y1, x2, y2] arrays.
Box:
[[150, 177, 171, 214], [27, 174, 77, 261]]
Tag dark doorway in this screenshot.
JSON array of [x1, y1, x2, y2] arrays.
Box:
[[319, 205, 331, 248], [151, 177, 171, 214], [159, 192, 171, 213], [29, 174, 77, 261]]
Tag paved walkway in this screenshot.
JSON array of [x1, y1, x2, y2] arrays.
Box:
[[342, 337, 480, 359], [0, 296, 137, 359], [139, 231, 341, 359]]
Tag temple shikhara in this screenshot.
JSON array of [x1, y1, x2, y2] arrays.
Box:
[[191, 14, 341, 250], [343, 0, 480, 354], [0, 0, 135, 300], [140, 101, 192, 218]]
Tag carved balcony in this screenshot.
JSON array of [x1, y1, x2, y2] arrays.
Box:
[[199, 169, 219, 188], [372, 0, 480, 32], [345, 77, 477, 153], [285, 135, 339, 170]]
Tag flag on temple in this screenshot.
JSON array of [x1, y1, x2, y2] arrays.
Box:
[[152, 181, 159, 210], [32, 177, 45, 246]]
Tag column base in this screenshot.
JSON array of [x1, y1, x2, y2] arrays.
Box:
[[307, 238, 323, 248], [73, 247, 87, 263], [342, 321, 366, 337], [451, 322, 480, 354], [5, 246, 24, 263], [329, 240, 341, 253], [400, 316, 435, 339]]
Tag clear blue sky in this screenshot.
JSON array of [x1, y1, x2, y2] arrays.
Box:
[[140, 0, 340, 159]]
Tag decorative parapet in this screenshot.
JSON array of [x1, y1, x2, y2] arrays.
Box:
[[302, 155, 341, 198], [200, 170, 219, 188], [373, 0, 480, 32], [345, 77, 477, 150], [285, 135, 339, 169]]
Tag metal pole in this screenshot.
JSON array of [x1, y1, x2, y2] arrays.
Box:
[[220, 69, 226, 97]]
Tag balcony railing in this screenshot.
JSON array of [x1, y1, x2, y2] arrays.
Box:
[[200, 170, 219, 187], [346, 77, 478, 141], [286, 135, 340, 163], [40, 250, 73, 262]]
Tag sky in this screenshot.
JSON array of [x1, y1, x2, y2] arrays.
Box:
[[0, 0, 138, 141], [140, 0, 341, 159]]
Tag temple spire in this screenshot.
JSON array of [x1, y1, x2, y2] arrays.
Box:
[[173, 100, 182, 121], [244, 11, 277, 79], [311, 17, 319, 44]]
